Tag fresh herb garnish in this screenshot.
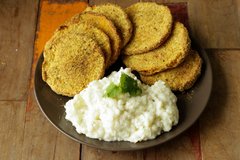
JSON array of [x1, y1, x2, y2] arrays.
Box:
[[104, 73, 142, 98], [104, 82, 122, 98], [120, 73, 142, 96]]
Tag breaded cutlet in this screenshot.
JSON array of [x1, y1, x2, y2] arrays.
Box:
[[67, 12, 121, 67], [86, 3, 132, 47], [123, 22, 191, 75], [140, 50, 202, 91], [123, 2, 173, 55], [54, 22, 111, 67], [42, 33, 105, 97]]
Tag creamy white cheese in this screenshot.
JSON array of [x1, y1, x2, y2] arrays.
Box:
[[64, 68, 179, 143]]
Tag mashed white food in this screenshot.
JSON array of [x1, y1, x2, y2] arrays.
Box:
[[64, 68, 179, 143]]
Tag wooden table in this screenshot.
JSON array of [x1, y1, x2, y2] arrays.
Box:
[[0, 0, 239, 159]]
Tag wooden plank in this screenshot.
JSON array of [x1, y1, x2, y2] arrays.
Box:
[[200, 50, 240, 159], [0, 101, 26, 160], [82, 124, 200, 160], [143, 124, 201, 160], [189, 0, 240, 48], [22, 91, 80, 160], [237, 0, 240, 24], [0, 0, 39, 101], [21, 1, 89, 159], [54, 132, 81, 160], [82, 145, 144, 160], [89, 0, 139, 7]]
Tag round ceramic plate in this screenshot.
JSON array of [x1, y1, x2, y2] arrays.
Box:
[[34, 38, 212, 151]]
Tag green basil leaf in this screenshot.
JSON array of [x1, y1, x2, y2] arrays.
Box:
[[104, 82, 122, 98], [104, 73, 142, 98], [120, 73, 142, 96]]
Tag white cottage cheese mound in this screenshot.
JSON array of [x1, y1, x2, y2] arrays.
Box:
[[64, 68, 179, 143]]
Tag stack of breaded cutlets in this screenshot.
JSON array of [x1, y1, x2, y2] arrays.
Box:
[[123, 2, 202, 92], [42, 2, 202, 97]]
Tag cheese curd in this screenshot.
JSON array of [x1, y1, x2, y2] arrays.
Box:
[[64, 68, 179, 143]]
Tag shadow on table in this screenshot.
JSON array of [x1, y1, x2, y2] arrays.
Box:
[[199, 49, 228, 131]]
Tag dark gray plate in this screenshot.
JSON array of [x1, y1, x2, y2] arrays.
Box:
[[34, 39, 212, 151]]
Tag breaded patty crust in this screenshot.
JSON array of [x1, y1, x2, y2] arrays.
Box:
[[67, 12, 121, 67], [140, 50, 202, 91], [124, 2, 173, 55], [86, 3, 132, 47], [123, 22, 190, 75], [42, 34, 105, 97], [54, 22, 111, 67]]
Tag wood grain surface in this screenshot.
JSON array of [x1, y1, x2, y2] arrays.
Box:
[[200, 50, 240, 159], [20, 1, 88, 159], [0, 0, 240, 159], [0, 101, 26, 160], [189, 0, 240, 48], [0, 0, 39, 100], [22, 92, 81, 160]]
